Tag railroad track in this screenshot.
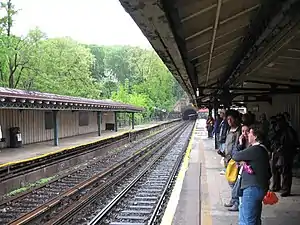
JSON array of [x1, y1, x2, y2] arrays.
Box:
[[0, 121, 188, 225], [0, 133, 128, 182], [44, 122, 194, 225], [0, 120, 180, 183], [87, 123, 193, 225]]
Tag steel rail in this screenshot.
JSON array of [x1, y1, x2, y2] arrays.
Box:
[[0, 122, 179, 206], [147, 132, 189, 224], [0, 120, 180, 182], [87, 123, 193, 225], [47, 123, 190, 225], [7, 122, 186, 225]]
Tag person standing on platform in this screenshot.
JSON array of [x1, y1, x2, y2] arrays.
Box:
[[283, 112, 292, 127], [223, 110, 241, 211], [206, 115, 215, 138], [232, 126, 271, 225], [212, 114, 221, 136], [270, 115, 298, 197], [213, 114, 222, 147], [232, 124, 250, 156], [217, 110, 229, 175]]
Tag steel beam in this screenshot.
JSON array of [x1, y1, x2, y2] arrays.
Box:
[[97, 111, 102, 136], [131, 112, 135, 129], [231, 88, 300, 97], [205, 0, 222, 86], [244, 80, 300, 88], [185, 4, 259, 41], [181, 0, 232, 23], [162, 0, 199, 100], [114, 111, 118, 132], [198, 86, 293, 91], [188, 23, 249, 53], [194, 46, 238, 65], [221, 0, 300, 90], [53, 110, 59, 146]]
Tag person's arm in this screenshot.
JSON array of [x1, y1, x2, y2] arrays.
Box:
[[232, 147, 257, 162], [236, 143, 245, 151], [230, 131, 241, 155]]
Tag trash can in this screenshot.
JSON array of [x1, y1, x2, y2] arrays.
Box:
[[10, 127, 22, 148]]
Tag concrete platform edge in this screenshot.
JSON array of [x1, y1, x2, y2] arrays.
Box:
[[0, 120, 180, 168]]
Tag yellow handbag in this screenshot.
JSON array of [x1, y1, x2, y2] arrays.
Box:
[[225, 159, 238, 183]]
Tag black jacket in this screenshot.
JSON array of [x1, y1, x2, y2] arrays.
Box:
[[275, 126, 299, 158], [233, 144, 271, 191]]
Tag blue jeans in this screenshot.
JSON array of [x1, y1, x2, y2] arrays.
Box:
[[220, 143, 225, 153], [239, 186, 266, 225], [229, 182, 239, 206]]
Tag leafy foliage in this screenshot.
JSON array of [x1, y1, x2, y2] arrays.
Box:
[[0, 1, 184, 121]]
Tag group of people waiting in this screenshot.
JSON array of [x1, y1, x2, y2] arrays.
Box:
[[208, 109, 299, 224]]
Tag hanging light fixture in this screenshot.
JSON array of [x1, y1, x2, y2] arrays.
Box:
[[196, 88, 200, 97]]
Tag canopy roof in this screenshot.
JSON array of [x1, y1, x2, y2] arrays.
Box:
[[0, 87, 143, 112], [120, 0, 300, 107]]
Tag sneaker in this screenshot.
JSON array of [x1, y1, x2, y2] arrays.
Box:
[[228, 204, 239, 211], [281, 192, 291, 197], [270, 188, 280, 192], [220, 170, 226, 175], [224, 203, 233, 207]]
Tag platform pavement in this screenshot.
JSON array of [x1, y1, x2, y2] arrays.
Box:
[[168, 120, 300, 225], [0, 122, 164, 165]]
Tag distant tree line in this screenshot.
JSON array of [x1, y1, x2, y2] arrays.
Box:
[[0, 1, 185, 121]]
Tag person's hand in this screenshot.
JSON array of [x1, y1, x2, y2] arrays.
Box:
[[239, 134, 244, 145], [240, 161, 246, 166]]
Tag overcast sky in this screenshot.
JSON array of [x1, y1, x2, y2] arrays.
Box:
[[11, 0, 151, 48]]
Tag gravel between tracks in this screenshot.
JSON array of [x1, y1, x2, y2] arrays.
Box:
[[0, 123, 183, 224], [64, 122, 194, 225]]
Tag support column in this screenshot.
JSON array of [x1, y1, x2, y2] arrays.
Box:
[[114, 111, 118, 132], [131, 112, 135, 129], [208, 107, 213, 117], [97, 111, 102, 136], [214, 106, 218, 150], [53, 110, 59, 146]]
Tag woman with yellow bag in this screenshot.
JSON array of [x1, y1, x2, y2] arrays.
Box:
[[222, 110, 242, 211], [232, 126, 272, 225], [226, 125, 251, 183]]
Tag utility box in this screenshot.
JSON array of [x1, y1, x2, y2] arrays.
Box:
[[10, 127, 22, 148]]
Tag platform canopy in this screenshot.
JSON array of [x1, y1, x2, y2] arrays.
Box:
[[119, 0, 300, 107], [0, 87, 143, 112]]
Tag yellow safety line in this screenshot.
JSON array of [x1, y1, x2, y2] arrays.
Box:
[[199, 138, 213, 225], [0, 121, 176, 168], [160, 124, 196, 225], [0, 130, 132, 168]]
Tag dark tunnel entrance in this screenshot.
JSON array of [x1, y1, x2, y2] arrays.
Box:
[[182, 108, 197, 120]]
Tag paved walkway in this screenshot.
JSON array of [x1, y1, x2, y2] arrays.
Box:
[[0, 122, 163, 165], [169, 120, 300, 225]]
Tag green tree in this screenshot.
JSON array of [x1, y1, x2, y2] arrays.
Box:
[[87, 44, 106, 81], [0, 1, 184, 121], [26, 37, 100, 98]]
